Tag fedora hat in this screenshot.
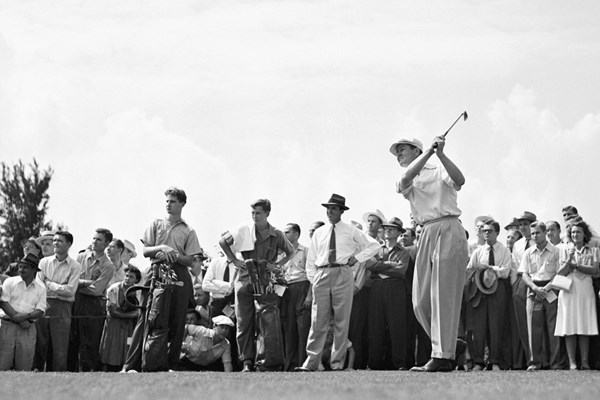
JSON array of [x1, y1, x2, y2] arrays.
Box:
[[362, 209, 387, 226], [474, 268, 498, 295], [381, 217, 406, 233], [389, 138, 424, 156], [516, 211, 537, 223], [504, 218, 520, 231], [321, 193, 349, 210], [474, 215, 494, 226], [18, 253, 40, 271], [123, 239, 137, 258]]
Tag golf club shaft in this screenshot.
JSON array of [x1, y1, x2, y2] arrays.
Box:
[[433, 111, 468, 148]]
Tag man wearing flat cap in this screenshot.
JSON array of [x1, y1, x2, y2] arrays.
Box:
[[390, 136, 468, 372], [366, 217, 413, 370], [465, 220, 512, 371], [0, 253, 47, 371], [297, 194, 380, 372]]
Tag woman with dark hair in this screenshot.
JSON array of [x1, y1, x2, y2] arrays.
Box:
[[99, 266, 142, 371], [106, 239, 126, 286], [555, 221, 599, 370]]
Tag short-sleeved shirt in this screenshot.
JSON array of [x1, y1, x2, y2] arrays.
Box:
[[282, 244, 308, 284], [518, 242, 560, 282], [142, 219, 202, 262], [559, 245, 600, 281], [400, 163, 462, 224], [1, 276, 47, 315]]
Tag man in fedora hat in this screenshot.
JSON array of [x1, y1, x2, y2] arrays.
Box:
[[510, 210, 537, 369], [465, 220, 512, 371], [0, 253, 47, 371], [296, 194, 380, 371], [366, 217, 413, 370], [390, 135, 468, 372]]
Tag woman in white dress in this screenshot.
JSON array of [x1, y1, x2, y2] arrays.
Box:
[[555, 221, 599, 370]]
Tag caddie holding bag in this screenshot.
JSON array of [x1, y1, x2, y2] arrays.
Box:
[[219, 199, 295, 372]]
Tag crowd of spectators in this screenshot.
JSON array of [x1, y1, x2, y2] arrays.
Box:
[[1, 193, 599, 373]]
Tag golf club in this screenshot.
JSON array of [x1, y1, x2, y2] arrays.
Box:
[[433, 111, 468, 148]]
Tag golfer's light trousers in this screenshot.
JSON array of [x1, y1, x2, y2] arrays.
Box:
[[412, 216, 468, 360]]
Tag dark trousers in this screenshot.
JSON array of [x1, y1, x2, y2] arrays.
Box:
[[348, 286, 370, 369], [281, 280, 311, 371], [124, 263, 193, 371], [368, 278, 408, 369], [466, 279, 510, 367], [68, 294, 105, 372], [33, 298, 72, 371], [512, 275, 531, 365], [406, 292, 431, 367]]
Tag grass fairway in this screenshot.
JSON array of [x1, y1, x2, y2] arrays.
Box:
[[1, 370, 600, 400]]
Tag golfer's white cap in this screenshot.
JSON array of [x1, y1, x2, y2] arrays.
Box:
[[389, 138, 423, 156], [212, 315, 234, 327]]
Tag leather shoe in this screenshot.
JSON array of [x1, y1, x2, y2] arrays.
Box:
[[526, 365, 540, 371], [294, 366, 313, 372], [242, 362, 253, 372], [471, 364, 483, 371], [410, 358, 453, 372]]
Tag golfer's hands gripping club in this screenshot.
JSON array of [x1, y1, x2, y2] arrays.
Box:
[[431, 136, 446, 153]]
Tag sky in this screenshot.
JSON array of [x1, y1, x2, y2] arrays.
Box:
[[1, 0, 600, 268]]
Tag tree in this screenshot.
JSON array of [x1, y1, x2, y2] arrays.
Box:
[[0, 159, 53, 268]]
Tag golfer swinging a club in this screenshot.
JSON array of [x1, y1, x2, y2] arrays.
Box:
[[390, 134, 468, 372]]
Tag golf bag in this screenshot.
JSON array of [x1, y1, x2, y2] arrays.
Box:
[[245, 259, 286, 371], [125, 262, 180, 372]]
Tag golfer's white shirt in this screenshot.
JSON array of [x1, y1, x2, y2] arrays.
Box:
[[400, 163, 462, 224]]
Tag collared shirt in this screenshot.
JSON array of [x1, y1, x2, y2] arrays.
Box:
[[202, 256, 234, 299], [371, 243, 412, 279], [518, 242, 560, 282], [400, 162, 462, 224], [36, 255, 81, 302], [142, 218, 203, 263], [181, 324, 231, 366], [77, 251, 115, 297], [306, 220, 381, 283], [1, 276, 47, 314], [282, 244, 308, 284], [230, 223, 294, 281], [467, 241, 512, 280], [108, 262, 126, 287], [559, 244, 600, 280]]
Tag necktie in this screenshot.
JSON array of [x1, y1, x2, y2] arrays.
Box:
[[524, 239, 531, 250], [328, 224, 336, 264], [488, 244, 495, 266], [224, 262, 230, 282]]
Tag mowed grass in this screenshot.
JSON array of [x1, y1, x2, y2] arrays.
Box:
[[1, 370, 600, 400]]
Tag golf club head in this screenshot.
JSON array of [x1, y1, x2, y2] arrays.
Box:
[[463, 111, 468, 121]]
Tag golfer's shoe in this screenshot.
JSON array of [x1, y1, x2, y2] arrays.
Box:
[[410, 358, 453, 372]]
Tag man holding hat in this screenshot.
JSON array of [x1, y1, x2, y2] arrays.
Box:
[[465, 220, 513, 371], [366, 217, 413, 370], [0, 253, 47, 371], [179, 312, 235, 372], [297, 194, 380, 371], [390, 136, 468, 372]]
